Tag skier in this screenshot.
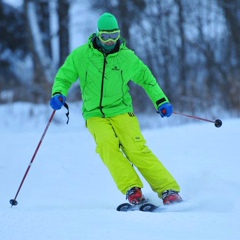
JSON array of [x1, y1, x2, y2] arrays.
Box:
[[50, 12, 183, 206]]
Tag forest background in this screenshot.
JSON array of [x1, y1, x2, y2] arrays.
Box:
[[0, 0, 239, 119]]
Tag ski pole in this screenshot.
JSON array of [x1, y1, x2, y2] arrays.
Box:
[[10, 110, 56, 206], [173, 111, 222, 128]]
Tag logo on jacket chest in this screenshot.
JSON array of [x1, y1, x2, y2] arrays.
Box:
[[112, 66, 120, 71]]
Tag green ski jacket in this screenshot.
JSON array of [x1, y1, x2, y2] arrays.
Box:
[[52, 34, 169, 120]]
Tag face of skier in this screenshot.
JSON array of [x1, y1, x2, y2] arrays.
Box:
[[97, 13, 120, 52], [98, 30, 120, 44]]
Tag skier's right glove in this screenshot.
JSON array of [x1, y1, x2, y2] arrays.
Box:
[[50, 93, 66, 110]]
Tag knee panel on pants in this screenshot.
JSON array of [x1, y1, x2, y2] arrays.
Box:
[[96, 134, 120, 154]]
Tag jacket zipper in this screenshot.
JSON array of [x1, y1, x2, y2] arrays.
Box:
[[99, 54, 107, 117]]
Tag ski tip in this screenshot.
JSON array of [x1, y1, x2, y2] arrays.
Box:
[[116, 203, 132, 212], [116, 202, 159, 212], [139, 203, 158, 212]]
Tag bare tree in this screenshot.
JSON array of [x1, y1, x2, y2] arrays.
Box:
[[0, 1, 29, 102], [57, 0, 70, 67], [219, 0, 240, 65], [36, 0, 52, 58], [23, 0, 53, 103], [217, 0, 240, 111], [175, 0, 187, 98]]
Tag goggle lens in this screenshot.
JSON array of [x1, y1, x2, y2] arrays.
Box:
[[98, 30, 120, 42]]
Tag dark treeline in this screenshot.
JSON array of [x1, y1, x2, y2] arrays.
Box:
[[0, 0, 239, 117]]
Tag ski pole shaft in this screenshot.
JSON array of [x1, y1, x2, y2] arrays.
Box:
[[10, 110, 56, 206], [173, 111, 214, 123], [173, 111, 222, 128]]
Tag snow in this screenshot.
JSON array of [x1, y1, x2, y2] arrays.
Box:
[[0, 102, 239, 240]]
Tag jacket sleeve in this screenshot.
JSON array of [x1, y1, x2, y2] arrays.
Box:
[[130, 54, 169, 109], [51, 51, 79, 96]]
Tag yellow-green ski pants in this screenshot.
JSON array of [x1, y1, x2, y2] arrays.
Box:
[[87, 113, 180, 198]]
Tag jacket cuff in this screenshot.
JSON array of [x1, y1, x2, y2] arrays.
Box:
[[52, 92, 62, 96], [156, 98, 167, 107]]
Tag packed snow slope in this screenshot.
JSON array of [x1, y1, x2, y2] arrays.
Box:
[[1, 103, 239, 240]]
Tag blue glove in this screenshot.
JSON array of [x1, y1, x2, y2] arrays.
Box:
[[158, 102, 173, 118], [50, 94, 66, 110]]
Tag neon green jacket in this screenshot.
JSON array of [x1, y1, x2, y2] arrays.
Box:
[[52, 34, 169, 120]]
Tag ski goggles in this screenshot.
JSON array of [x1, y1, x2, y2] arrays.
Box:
[[98, 30, 120, 43]]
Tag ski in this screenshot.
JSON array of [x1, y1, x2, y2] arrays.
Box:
[[139, 203, 159, 212], [116, 202, 159, 212]]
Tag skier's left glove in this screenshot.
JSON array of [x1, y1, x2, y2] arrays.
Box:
[[158, 102, 173, 118]]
